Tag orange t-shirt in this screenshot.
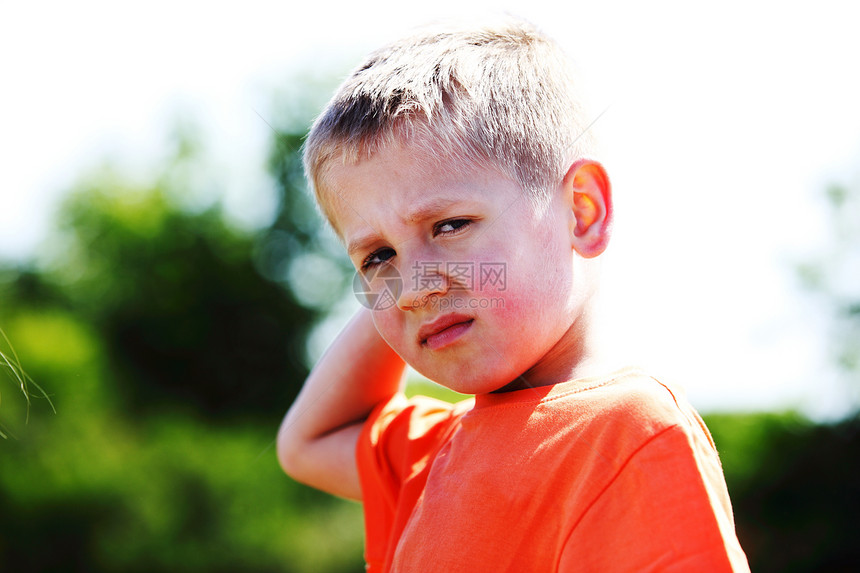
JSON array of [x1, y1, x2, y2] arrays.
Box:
[[356, 368, 750, 572]]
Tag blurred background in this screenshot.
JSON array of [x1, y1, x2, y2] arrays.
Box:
[[1, 1, 859, 571]]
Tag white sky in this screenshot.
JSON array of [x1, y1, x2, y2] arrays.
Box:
[[2, 0, 860, 418]]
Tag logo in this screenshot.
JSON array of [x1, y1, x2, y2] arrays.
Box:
[[352, 263, 403, 310], [411, 262, 507, 291]]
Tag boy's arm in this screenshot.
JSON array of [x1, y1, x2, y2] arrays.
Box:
[[276, 309, 406, 500]]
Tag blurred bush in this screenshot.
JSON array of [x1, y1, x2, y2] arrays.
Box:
[[707, 412, 860, 572], [0, 94, 361, 571]]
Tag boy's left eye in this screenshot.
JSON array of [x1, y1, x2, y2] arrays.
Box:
[[433, 218, 471, 236]]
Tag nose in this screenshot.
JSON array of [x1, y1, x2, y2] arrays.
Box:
[[397, 259, 449, 310]]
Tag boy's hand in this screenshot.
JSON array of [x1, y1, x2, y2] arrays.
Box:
[[277, 309, 406, 500]]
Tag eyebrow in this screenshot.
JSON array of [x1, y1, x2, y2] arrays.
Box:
[[347, 233, 382, 258], [345, 196, 466, 258], [402, 197, 461, 224]]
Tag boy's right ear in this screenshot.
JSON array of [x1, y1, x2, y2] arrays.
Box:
[[562, 159, 613, 258]]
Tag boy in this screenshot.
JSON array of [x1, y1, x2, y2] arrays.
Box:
[[277, 17, 749, 572]]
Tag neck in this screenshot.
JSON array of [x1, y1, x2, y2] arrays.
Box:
[[494, 302, 610, 393]]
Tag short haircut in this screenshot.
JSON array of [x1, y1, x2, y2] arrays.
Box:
[[304, 16, 596, 222]]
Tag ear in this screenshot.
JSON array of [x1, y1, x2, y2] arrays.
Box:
[[562, 159, 613, 258]]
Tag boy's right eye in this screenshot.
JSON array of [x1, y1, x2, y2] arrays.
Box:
[[361, 247, 395, 271]]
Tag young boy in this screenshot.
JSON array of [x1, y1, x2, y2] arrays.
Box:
[[277, 17, 750, 572]]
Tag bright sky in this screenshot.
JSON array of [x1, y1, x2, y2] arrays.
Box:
[[3, 0, 860, 418]]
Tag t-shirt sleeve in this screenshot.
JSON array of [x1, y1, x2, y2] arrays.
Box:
[[356, 393, 464, 571], [558, 422, 750, 572]]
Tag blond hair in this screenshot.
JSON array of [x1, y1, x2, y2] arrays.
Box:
[[304, 17, 596, 219]]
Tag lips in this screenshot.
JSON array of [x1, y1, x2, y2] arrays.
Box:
[[417, 313, 474, 350]]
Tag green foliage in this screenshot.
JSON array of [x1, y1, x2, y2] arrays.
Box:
[[0, 397, 365, 572], [44, 171, 317, 424], [707, 412, 860, 572], [0, 325, 55, 438], [0, 86, 361, 571], [0, 290, 363, 572]]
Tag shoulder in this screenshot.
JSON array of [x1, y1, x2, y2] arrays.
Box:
[[591, 369, 697, 426], [536, 368, 716, 457], [554, 373, 748, 571], [542, 368, 696, 426]]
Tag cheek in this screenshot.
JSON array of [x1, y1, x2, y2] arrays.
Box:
[[495, 249, 575, 340], [371, 311, 404, 349], [513, 242, 573, 303], [535, 226, 575, 296], [372, 310, 429, 368]]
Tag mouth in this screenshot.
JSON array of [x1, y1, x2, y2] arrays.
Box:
[[418, 314, 474, 351]]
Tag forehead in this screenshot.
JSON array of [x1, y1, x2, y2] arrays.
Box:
[[317, 143, 512, 239]]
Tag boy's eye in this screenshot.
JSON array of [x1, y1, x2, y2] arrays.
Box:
[[433, 218, 471, 236], [361, 247, 395, 271]]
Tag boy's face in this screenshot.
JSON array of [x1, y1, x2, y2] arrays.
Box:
[[323, 144, 602, 394]]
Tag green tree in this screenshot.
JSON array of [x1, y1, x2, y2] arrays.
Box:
[[707, 412, 860, 572], [44, 151, 319, 424], [0, 105, 363, 572]]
